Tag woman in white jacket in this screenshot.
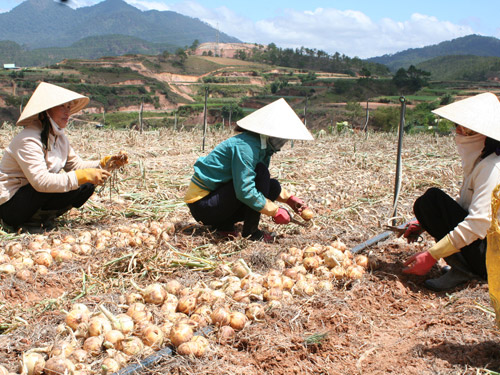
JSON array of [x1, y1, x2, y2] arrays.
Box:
[[0, 82, 127, 232], [403, 93, 500, 291]]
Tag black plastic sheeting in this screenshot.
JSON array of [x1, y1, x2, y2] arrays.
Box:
[[111, 326, 213, 375]]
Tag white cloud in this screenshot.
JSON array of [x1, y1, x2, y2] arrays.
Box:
[[155, 3, 475, 58], [246, 9, 475, 58], [67, 1, 477, 58]]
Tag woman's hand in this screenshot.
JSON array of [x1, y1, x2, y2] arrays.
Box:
[[75, 168, 111, 185], [273, 208, 291, 224], [403, 251, 437, 275]]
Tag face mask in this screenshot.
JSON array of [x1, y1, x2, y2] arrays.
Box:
[[47, 115, 65, 136], [455, 133, 486, 175], [268, 137, 287, 152]]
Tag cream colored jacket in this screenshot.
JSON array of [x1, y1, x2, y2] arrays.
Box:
[[430, 134, 500, 259], [0, 121, 98, 205]]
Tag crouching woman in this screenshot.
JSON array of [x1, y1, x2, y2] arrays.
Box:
[[184, 98, 313, 242], [403, 93, 500, 291], [0, 82, 127, 232]]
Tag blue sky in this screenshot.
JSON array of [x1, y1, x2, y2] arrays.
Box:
[[1, 0, 499, 58]]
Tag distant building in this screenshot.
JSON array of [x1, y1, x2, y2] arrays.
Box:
[[3, 64, 19, 70], [194, 42, 265, 59]]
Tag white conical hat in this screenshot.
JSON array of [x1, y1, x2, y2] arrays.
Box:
[[432, 92, 500, 141], [17, 82, 89, 126], [236, 98, 313, 140]]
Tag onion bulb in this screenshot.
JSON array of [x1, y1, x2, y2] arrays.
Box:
[[0, 366, 7, 375], [83, 336, 103, 356], [127, 302, 146, 315], [217, 325, 235, 344], [69, 349, 88, 363], [165, 280, 183, 296], [65, 309, 90, 331], [88, 316, 112, 337], [101, 358, 120, 375], [43, 357, 75, 375], [229, 312, 247, 331], [142, 283, 166, 305], [50, 248, 73, 263], [141, 324, 164, 349], [22, 352, 45, 375], [266, 300, 282, 310], [346, 265, 365, 280], [245, 303, 265, 321], [99, 305, 134, 335], [50, 341, 75, 358], [302, 256, 320, 271], [188, 313, 209, 328], [331, 266, 346, 280], [6, 242, 22, 256], [303, 246, 318, 258], [354, 254, 369, 269], [169, 322, 194, 347], [211, 307, 231, 327], [177, 336, 208, 357], [263, 288, 283, 301], [300, 208, 314, 221], [121, 337, 144, 356], [125, 292, 144, 305], [292, 280, 315, 296], [316, 280, 333, 292], [176, 294, 197, 315], [232, 290, 250, 304], [0, 264, 15, 274], [103, 329, 125, 350], [33, 251, 53, 267], [231, 259, 251, 278], [331, 239, 347, 251], [323, 249, 344, 268]]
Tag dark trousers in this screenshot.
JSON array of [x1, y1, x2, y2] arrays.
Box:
[[188, 163, 281, 237], [0, 183, 95, 227], [414, 187, 487, 278]]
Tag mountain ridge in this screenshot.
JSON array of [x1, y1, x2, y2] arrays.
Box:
[[0, 0, 240, 49], [367, 35, 500, 71]]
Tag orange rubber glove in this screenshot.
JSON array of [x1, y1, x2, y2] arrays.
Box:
[[75, 168, 111, 185], [402, 251, 437, 276]]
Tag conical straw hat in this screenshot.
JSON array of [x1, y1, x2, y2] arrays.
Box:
[[432, 92, 500, 141], [236, 98, 313, 140], [17, 82, 89, 126]]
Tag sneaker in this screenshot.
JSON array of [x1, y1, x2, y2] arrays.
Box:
[[248, 229, 276, 243]]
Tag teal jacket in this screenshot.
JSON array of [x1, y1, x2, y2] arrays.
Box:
[[191, 132, 273, 212]]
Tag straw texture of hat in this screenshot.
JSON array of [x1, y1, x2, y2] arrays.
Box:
[[432, 92, 500, 141], [236, 98, 313, 140], [16, 82, 89, 126]]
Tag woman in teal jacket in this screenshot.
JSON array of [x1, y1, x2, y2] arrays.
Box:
[[184, 98, 313, 242]]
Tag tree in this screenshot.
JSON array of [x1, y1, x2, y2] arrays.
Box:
[[392, 65, 430, 93], [360, 67, 371, 77], [189, 39, 200, 51]]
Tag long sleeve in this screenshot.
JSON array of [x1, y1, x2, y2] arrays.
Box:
[[448, 156, 500, 249]]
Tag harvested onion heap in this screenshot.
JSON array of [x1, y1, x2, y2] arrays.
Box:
[[0, 221, 176, 280], [5, 240, 377, 374]]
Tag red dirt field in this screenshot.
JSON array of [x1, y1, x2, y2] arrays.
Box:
[[0, 127, 499, 375]]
